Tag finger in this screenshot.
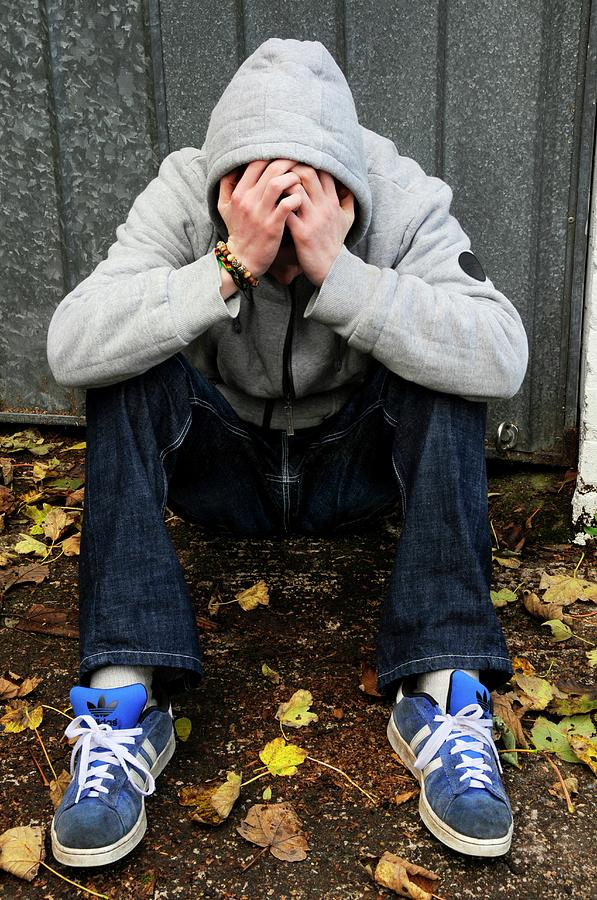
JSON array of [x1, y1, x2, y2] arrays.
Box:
[[319, 170, 339, 201], [273, 192, 302, 227], [236, 159, 271, 192], [289, 164, 325, 204], [340, 191, 355, 214], [262, 171, 302, 209], [256, 159, 304, 200], [283, 181, 314, 213]]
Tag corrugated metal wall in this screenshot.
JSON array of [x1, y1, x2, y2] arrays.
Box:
[[1, 0, 595, 463]]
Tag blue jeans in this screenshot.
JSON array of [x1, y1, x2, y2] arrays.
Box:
[[79, 353, 512, 694]]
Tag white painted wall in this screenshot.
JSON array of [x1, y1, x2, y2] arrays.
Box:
[[572, 139, 597, 543]]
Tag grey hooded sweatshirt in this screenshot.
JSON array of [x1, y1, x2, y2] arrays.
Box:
[[47, 38, 528, 432]]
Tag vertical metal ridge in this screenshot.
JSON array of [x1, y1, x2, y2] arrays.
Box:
[[335, 0, 347, 76], [236, 0, 247, 64], [38, 0, 76, 294], [146, 0, 169, 163], [435, 0, 448, 179]]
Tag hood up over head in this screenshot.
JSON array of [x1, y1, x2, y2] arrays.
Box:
[[204, 38, 372, 249]]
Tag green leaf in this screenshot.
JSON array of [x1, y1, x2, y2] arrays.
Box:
[[46, 477, 84, 492], [490, 589, 517, 608], [582, 526, 597, 536], [493, 715, 520, 768], [530, 716, 594, 763], [514, 674, 553, 710], [174, 717, 192, 742], [587, 649, 597, 668], [558, 715, 596, 738], [262, 786, 272, 801], [14, 534, 47, 557], [259, 737, 307, 777], [541, 619, 574, 642]]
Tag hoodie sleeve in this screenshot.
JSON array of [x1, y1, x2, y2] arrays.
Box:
[[46, 150, 241, 389], [303, 180, 528, 401]]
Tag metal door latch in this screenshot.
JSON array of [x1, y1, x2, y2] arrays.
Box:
[[495, 421, 519, 451]]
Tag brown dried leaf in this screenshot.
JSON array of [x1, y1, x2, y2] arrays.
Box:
[[61, 534, 80, 556], [0, 673, 42, 701], [65, 487, 85, 507], [548, 776, 578, 800], [42, 508, 73, 542], [237, 802, 309, 862], [0, 457, 14, 486], [394, 789, 419, 806], [512, 656, 536, 676], [0, 485, 17, 515], [521, 590, 571, 623], [0, 700, 43, 733], [493, 555, 521, 569], [0, 563, 48, 597], [491, 692, 529, 748], [512, 674, 553, 711], [359, 661, 382, 697], [372, 851, 440, 899], [49, 769, 71, 810], [236, 579, 269, 611], [15, 603, 79, 639], [0, 825, 45, 881]]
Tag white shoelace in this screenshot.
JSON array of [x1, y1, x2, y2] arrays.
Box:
[[413, 703, 502, 789], [65, 715, 156, 803]]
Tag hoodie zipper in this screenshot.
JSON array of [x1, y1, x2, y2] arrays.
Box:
[[282, 281, 296, 435]]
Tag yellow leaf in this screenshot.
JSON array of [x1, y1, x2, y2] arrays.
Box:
[[49, 769, 71, 810], [261, 663, 281, 684], [493, 556, 521, 569], [0, 700, 43, 733], [0, 824, 45, 881], [235, 580, 269, 611], [32, 457, 60, 482], [568, 735, 597, 775], [42, 508, 73, 542], [61, 441, 86, 452], [512, 656, 536, 676], [14, 534, 47, 557], [275, 689, 318, 728], [179, 772, 241, 825], [174, 717, 192, 742], [513, 674, 554, 710], [259, 737, 307, 777], [539, 571, 597, 604]]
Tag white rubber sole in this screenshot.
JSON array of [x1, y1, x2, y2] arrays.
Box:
[[51, 728, 176, 867], [387, 713, 513, 857]]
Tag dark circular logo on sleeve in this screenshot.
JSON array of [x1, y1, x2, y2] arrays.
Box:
[[458, 251, 486, 282]]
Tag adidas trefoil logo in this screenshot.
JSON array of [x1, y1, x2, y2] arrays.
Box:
[[475, 690, 491, 714], [87, 695, 119, 725]]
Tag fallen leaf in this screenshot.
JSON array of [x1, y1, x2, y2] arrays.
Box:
[[0, 563, 48, 596], [548, 681, 597, 716], [513, 674, 553, 711], [492, 692, 529, 747], [0, 457, 14, 485], [0, 824, 45, 881], [521, 590, 570, 623], [0, 673, 42, 701], [262, 786, 272, 801], [493, 556, 521, 569], [0, 700, 43, 733], [493, 715, 520, 768], [548, 775, 578, 800], [0, 429, 58, 456], [539, 571, 597, 604], [259, 737, 307, 777], [394, 789, 419, 806], [61, 441, 86, 452], [46, 476, 84, 494], [174, 717, 192, 742], [22, 503, 54, 534], [179, 771, 242, 825], [42, 508, 73, 542], [512, 656, 536, 676], [530, 715, 595, 763], [235, 580, 269, 611], [568, 735, 597, 775], [49, 769, 71, 809], [587, 649, 597, 667], [61, 534, 80, 556], [275, 689, 318, 728], [261, 663, 281, 684], [359, 661, 382, 697], [14, 603, 79, 639], [32, 457, 61, 482], [237, 802, 310, 862], [490, 588, 517, 608], [14, 534, 47, 557], [541, 619, 574, 642], [371, 851, 440, 899], [207, 586, 221, 616], [65, 487, 85, 507], [0, 486, 17, 515]]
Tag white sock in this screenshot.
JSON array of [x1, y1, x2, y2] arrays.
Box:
[[89, 664, 156, 709], [414, 668, 479, 714]]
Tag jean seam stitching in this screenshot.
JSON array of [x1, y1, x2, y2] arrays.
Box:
[[81, 650, 202, 664], [189, 397, 252, 440], [378, 654, 512, 679], [159, 411, 193, 517], [304, 399, 385, 450]]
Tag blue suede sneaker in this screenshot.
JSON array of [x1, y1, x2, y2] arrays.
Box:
[[387, 670, 513, 857], [51, 683, 175, 867]]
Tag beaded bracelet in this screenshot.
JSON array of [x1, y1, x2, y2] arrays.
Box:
[[214, 241, 259, 290]]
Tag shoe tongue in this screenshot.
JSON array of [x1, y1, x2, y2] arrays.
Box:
[[447, 671, 491, 717], [70, 684, 147, 729]]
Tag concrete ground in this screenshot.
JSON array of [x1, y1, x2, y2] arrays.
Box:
[[0, 431, 595, 899]]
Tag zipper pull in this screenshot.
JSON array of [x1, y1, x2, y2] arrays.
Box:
[[285, 400, 295, 436]]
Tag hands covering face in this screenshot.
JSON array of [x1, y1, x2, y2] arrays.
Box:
[[218, 159, 355, 287]]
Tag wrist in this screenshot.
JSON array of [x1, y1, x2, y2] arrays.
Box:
[[218, 264, 239, 300]]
